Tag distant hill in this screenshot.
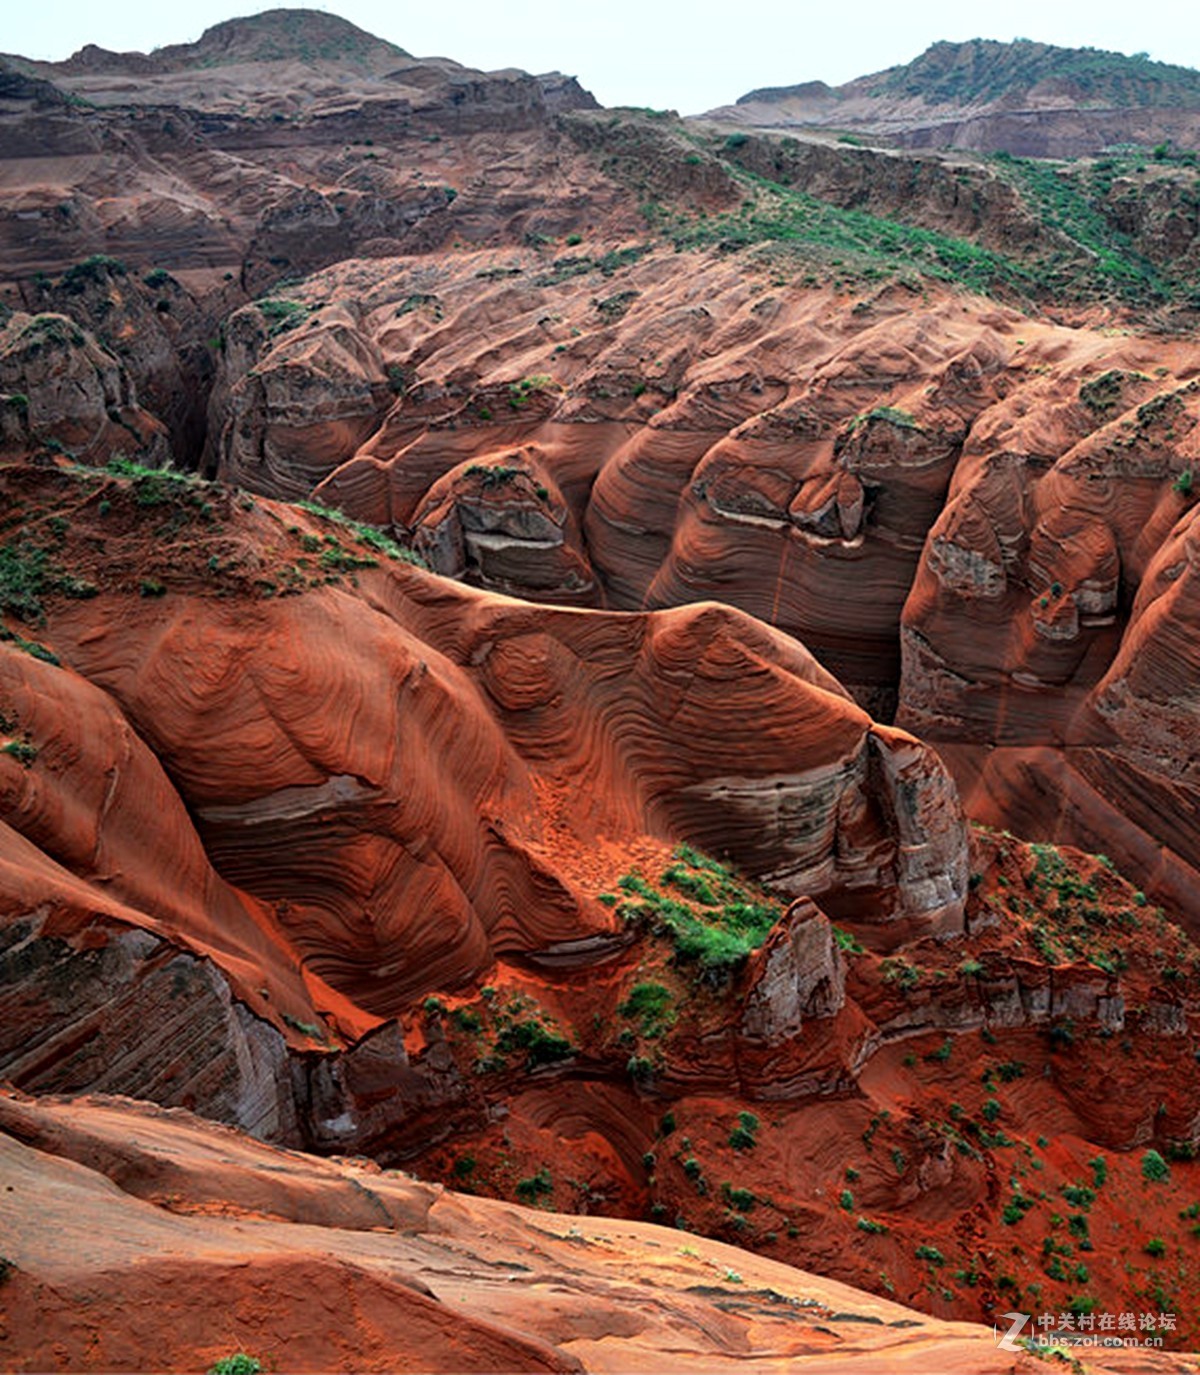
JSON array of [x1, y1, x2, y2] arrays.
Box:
[[716, 38, 1200, 157], [0, 7, 596, 122], [864, 38, 1200, 108], [50, 9, 408, 76]]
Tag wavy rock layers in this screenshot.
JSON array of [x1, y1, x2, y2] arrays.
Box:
[[33, 550, 966, 1016], [0, 920, 297, 1138], [0, 459, 965, 1056], [900, 372, 1200, 920], [0, 1089, 1088, 1375], [214, 263, 1013, 714], [200, 254, 1200, 916]]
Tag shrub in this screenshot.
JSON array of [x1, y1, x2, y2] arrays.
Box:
[[453, 1154, 476, 1178], [729, 1110, 759, 1151], [840, 1189, 854, 1211], [915, 1245, 945, 1265], [61, 254, 126, 292], [0, 539, 95, 623], [722, 1184, 755, 1212], [1062, 1184, 1096, 1210], [493, 1010, 573, 1067], [208, 1357, 261, 1375], [662, 864, 718, 905], [257, 297, 311, 336], [1142, 1149, 1170, 1182], [1002, 1194, 1035, 1225], [450, 1007, 482, 1033], [618, 981, 674, 1034], [1145, 1237, 1167, 1257], [856, 1217, 889, 1234], [880, 958, 921, 990], [515, 1167, 553, 1202]]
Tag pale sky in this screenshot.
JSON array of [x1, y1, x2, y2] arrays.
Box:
[[6, 0, 1200, 114]]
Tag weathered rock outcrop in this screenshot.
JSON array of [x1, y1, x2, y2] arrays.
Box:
[[0, 309, 168, 464], [739, 898, 846, 1043]]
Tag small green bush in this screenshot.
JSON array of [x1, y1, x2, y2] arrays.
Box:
[[500, 1020, 573, 1068], [729, 1111, 759, 1151], [856, 1217, 888, 1234], [627, 1054, 654, 1082], [1062, 1184, 1096, 1209], [208, 1357, 261, 1375], [722, 1184, 755, 1212], [515, 1167, 553, 1202], [1142, 1149, 1170, 1182], [618, 981, 674, 1034]]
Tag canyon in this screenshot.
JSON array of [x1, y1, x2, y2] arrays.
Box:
[[3, 9, 1200, 1371]]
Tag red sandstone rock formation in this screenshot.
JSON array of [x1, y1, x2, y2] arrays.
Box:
[[12, 1087, 1168, 1374], [5, 13, 1200, 1359], [2, 459, 1199, 1339]]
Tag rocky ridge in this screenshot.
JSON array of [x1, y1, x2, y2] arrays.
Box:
[[715, 38, 1200, 157]]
